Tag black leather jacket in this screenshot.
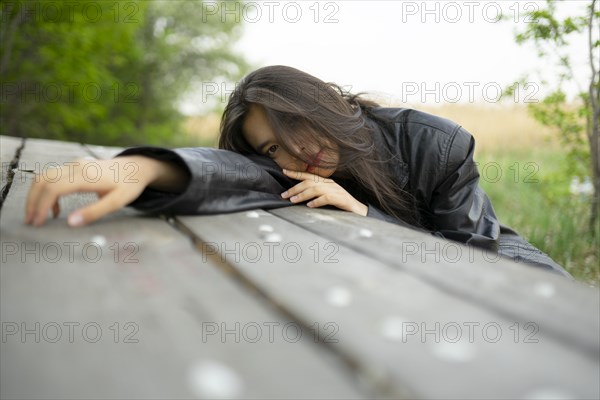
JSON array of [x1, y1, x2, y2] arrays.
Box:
[[116, 107, 571, 278]]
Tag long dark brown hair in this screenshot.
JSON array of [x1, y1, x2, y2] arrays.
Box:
[[219, 65, 422, 227]]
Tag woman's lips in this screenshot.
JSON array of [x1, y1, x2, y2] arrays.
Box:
[[305, 150, 323, 173]]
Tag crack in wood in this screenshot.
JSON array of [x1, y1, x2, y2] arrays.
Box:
[[0, 137, 25, 210], [164, 214, 408, 399], [82, 143, 101, 159]]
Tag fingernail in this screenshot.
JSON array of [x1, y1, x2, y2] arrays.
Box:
[[282, 169, 287, 174], [68, 212, 84, 227], [290, 196, 298, 202], [281, 191, 288, 198]]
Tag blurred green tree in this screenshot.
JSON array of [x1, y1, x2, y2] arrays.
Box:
[[507, 0, 599, 235], [0, 0, 248, 146]]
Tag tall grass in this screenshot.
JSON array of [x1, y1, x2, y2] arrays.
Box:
[[476, 148, 598, 286]]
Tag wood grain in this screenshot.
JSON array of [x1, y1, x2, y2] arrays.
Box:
[[1, 138, 365, 399], [271, 206, 600, 357], [179, 207, 600, 399]]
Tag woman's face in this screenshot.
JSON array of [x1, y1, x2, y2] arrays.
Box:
[[242, 104, 338, 178]]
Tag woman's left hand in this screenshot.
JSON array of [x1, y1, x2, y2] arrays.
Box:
[[281, 169, 368, 216]]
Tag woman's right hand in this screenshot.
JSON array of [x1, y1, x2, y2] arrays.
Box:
[[25, 155, 188, 228]]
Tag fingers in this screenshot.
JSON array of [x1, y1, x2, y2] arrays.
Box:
[[25, 159, 129, 227], [52, 202, 60, 219], [285, 186, 320, 204], [282, 168, 332, 183], [23, 157, 152, 228], [26, 177, 61, 226], [282, 168, 306, 181], [26, 167, 85, 226], [67, 189, 130, 227], [305, 195, 367, 216], [32, 190, 58, 226], [279, 172, 363, 214], [306, 195, 330, 208], [281, 170, 335, 200], [25, 175, 44, 224], [281, 180, 308, 199]]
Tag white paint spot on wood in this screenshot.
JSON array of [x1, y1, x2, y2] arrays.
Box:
[[90, 235, 107, 247], [263, 233, 282, 242], [326, 286, 352, 307], [380, 317, 409, 341], [314, 214, 335, 222], [358, 228, 373, 238], [258, 224, 274, 232], [523, 389, 575, 399], [187, 360, 243, 399], [430, 339, 476, 363], [534, 282, 556, 298]]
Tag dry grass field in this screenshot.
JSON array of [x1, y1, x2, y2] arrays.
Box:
[[413, 104, 560, 153], [183, 113, 222, 148]]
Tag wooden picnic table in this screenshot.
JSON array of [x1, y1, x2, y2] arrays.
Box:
[[1, 135, 599, 399]]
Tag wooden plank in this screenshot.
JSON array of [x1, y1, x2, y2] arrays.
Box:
[[0, 138, 366, 399], [83, 143, 126, 160], [0, 136, 22, 165], [0, 135, 23, 195], [178, 209, 600, 399], [271, 206, 600, 356]]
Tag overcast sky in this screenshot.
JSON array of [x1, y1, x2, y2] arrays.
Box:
[[182, 0, 594, 114]]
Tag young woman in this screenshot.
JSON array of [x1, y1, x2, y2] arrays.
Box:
[[24, 65, 572, 278]]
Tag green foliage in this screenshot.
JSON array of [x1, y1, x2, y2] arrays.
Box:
[[0, 0, 248, 146], [478, 149, 599, 286], [509, 0, 600, 236], [528, 90, 589, 178], [516, 1, 590, 177]]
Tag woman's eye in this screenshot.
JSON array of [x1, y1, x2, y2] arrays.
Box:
[[266, 145, 278, 156]]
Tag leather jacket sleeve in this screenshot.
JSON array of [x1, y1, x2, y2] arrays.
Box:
[[427, 126, 501, 252], [114, 146, 296, 215]]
